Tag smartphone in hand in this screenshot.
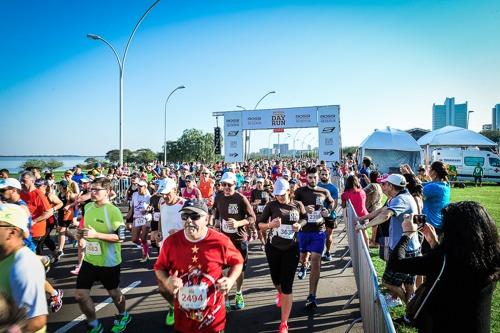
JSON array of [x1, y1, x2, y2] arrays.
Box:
[[413, 214, 426, 229]]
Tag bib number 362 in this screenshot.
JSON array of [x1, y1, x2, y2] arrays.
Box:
[[178, 285, 208, 310]]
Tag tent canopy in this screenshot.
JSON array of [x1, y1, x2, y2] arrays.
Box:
[[359, 127, 422, 174], [359, 127, 421, 151], [417, 126, 496, 147]]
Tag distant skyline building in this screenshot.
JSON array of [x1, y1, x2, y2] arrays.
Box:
[[493, 104, 500, 130], [432, 97, 468, 130]]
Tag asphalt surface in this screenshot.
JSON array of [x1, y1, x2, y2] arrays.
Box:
[[46, 217, 362, 333]]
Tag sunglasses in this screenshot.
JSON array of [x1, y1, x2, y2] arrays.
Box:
[[221, 183, 234, 187], [181, 212, 201, 221]]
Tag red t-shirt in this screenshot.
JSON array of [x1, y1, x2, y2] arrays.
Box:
[[154, 229, 243, 333], [341, 188, 369, 217], [20, 189, 51, 238]]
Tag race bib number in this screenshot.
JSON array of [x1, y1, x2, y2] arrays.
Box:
[[307, 211, 322, 223], [256, 205, 265, 213], [86, 242, 102, 255], [277, 224, 295, 240], [135, 217, 146, 227], [178, 285, 208, 310], [221, 219, 237, 233], [153, 212, 161, 221]]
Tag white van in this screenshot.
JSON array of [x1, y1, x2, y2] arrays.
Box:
[[432, 148, 500, 183]]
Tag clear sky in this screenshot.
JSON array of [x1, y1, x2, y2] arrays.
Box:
[[1, 0, 499, 156]]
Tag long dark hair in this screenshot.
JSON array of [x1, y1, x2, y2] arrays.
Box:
[[345, 175, 361, 191], [404, 174, 423, 199], [431, 161, 449, 181], [441, 201, 499, 282]]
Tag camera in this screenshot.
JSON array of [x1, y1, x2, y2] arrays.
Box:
[[413, 214, 426, 228]]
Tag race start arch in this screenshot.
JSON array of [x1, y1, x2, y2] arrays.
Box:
[[213, 105, 341, 163]]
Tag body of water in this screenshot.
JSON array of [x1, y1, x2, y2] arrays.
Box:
[[0, 156, 106, 173]]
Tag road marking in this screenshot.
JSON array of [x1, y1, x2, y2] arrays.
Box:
[[54, 280, 142, 333]]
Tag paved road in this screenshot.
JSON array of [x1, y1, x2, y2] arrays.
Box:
[[46, 220, 362, 333]]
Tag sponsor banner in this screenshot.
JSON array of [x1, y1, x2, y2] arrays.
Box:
[[317, 106, 340, 163], [241, 106, 318, 130], [223, 112, 244, 162]]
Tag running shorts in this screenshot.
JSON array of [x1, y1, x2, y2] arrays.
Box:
[[76, 261, 121, 290], [297, 231, 326, 254]]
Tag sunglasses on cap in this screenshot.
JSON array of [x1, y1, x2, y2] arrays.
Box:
[[181, 212, 202, 221]]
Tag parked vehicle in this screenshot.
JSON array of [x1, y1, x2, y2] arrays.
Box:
[[432, 148, 500, 183]]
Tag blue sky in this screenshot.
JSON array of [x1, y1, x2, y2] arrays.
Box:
[[1, 0, 499, 156]]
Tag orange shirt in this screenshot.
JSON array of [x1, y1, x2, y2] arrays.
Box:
[[20, 189, 51, 238], [199, 177, 215, 199]]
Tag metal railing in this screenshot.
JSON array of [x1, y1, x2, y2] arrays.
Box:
[[343, 200, 396, 333], [111, 177, 130, 205]]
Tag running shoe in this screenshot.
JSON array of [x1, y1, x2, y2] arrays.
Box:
[[297, 264, 308, 280], [54, 250, 64, 261], [305, 294, 318, 310], [321, 251, 333, 261], [50, 289, 64, 313], [86, 321, 103, 333], [275, 293, 282, 308], [139, 254, 150, 263], [70, 265, 80, 276], [235, 292, 245, 310], [278, 321, 289, 333], [165, 308, 175, 326], [111, 312, 132, 333]]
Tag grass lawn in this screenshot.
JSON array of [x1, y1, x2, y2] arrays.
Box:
[[369, 185, 500, 333]]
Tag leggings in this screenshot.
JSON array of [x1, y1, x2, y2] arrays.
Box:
[[43, 222, 56, 252], [265, 242, 300, 294], [32, 236, 46, 255]]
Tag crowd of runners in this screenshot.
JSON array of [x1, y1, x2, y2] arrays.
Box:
[[0, 156, 498, 333]]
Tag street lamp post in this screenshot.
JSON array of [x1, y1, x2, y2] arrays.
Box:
[[240, 91, 276, 160], [87, 0, 160, 167], [300, 133, 312, 159], [164, 85, 185, 165], [292, 129, 303, 158]]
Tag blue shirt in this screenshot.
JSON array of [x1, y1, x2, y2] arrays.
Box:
[[72, 173, 85, 184], [387, 190, 420, 251], [423, 181, 450, 230], [318, 182, 339, 200], [16, 200, 36, 252], [358, 166, 371, 188]]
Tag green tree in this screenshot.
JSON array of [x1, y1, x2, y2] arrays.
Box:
[[480, 129, 500, 143], [130, 149, 157, 164], [165, 129, 217, 162], [45, 159, 64, 171], [342, 146, 358, 156], [105, 149, 133, 163], [20, 159, 46, 170]]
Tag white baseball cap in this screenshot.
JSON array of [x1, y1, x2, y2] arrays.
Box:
[[0, 178, 22, 190], [272, 178, 290, 196], [220, 172, 237, 184], [137, 180, 148, 187], [378, 174, 407, 187], [158, 178, 177, 194], [256, 178, 265, 183], [0, 203, 29, 234]]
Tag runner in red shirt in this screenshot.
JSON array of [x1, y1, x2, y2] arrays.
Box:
[[154, 199, 243, 333]]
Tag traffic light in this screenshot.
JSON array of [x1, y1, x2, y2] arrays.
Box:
[[214, 127, 221, 154]]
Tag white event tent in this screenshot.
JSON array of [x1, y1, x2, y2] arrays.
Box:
[[417, 126, 496, 147], [417, 126, 497, 165], [358, 127, 422, 174]]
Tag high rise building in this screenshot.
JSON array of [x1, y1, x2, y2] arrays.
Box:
[[432, 97, 468, 130], [493, 104, 500, 130]]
